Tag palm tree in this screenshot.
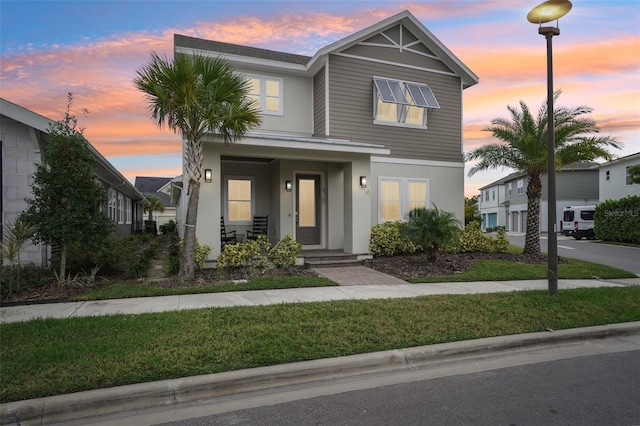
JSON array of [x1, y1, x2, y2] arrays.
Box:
[[144, 195, 165, 221], [402, 206, 461, 261], [467, 91, 620, 256], [134, 52, 260, 279]]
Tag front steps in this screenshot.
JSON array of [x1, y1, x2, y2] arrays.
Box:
[[301, 250, 372, 268]]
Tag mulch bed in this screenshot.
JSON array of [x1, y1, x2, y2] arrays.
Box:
[[363, 252, 548, 280], [2, 252, 549, 306]]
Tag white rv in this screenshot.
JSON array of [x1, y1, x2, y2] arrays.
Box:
[[562, 205, 596, 240]]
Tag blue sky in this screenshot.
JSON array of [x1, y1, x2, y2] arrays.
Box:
[[1, 0, 639, 196]]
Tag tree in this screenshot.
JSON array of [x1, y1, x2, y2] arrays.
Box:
[[628, 164, 640, 184], [466, 91, 620, 256], [464, 196, 480, 225], [134, 52, 261, 279], [401, 206, 461, 261], [22, 94, 114, 281], [144, 195, 165, 221]]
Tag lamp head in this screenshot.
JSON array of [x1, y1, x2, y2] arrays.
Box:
[[527, 0, 572, 24]]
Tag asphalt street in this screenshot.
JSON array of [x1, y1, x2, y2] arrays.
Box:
[[507, 234, 640, 275]]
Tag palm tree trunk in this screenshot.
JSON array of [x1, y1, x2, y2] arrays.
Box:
[[179, 180, 200, 279], [523, 172, 542, 256], [59, 244, 67, 283]]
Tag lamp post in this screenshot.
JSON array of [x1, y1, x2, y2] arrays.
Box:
[[527, 0, 572, 296]]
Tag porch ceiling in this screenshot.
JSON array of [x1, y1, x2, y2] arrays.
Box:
[[235, 132, 391, 156]]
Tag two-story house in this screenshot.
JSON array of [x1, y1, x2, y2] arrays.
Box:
[[479, 163, 599, 233], [596, 152, 640, 201], [477, 172, 519, 231], [174, 10, 478, 258], [1, 98, 147, 266]]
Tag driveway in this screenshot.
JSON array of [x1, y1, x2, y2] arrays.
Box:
[[506, 233, 640, 276]]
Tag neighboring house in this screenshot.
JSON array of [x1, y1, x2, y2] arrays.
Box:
[[477, 172, 519, 230], [596, 152, 640, 201], [134, 176, 178, 230], [1, 98, 147, 266], [478, 163, 599, 233], [173, 10, 478, 258]]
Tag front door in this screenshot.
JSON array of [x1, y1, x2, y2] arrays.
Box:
[[296, 174, 321, 245]]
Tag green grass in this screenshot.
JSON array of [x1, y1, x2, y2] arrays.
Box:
[[2, 286, 639, 403], [76, 276, 337, 301], [408, 258, 637, 283]]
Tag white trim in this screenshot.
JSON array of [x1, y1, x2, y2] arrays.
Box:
[[175, 46, 307, 74], [335, 52, 460, 79], [371, 156, 464, 168], [238, 133, 390, 155], [325, 60, 330, 136], [293, 170, 326, 248], [244, 73, 283, 116]]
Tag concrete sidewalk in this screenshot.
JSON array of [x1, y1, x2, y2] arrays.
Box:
[[2, 274, 638, 324]]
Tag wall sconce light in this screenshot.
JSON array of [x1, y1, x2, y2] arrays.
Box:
[[204, 169, 212, 183], [360, 176, 367, 188], [285, 180, 292, 192]]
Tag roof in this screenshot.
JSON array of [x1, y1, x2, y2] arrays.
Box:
[[134, 176, 176, 208], [0, 98, 147, 204], [479, 163, 599, 190], [175, 10, 478, 88], [593, 152, 640, 168], [134, 176, 173, 193]]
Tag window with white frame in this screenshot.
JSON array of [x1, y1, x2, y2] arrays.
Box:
[[247, 75, 283, 115], [507, 182, 512, 197], [484, 191, 489, 202], [517, 179, 524, 195], [378, 178, 429, 223], [225, 176, 254, 224], [117, 193, 124, 224], [492, 189, 496, 201], [626, 166, 637, 185], [605, 170, 610, 181], [125, 198, 132, 224], [373, 77, 439, 128], [108, 189, 117, 221]]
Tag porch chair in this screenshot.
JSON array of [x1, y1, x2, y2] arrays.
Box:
[[220, 216, 237, 247], [246, 215, 268, 240]]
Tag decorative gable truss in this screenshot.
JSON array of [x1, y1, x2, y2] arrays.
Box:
[[338, 24, 447, 128]]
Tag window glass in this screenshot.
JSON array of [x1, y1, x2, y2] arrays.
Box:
[[246, 75, 282, 115], [581, 210, 595, 220], [404, 104, 424, 126], [380, 180, 401, 222], [407, 181, 427, 211], [376, 97, 397, 123], [298, 179, 316, 227], [227, 179, 252, 222]]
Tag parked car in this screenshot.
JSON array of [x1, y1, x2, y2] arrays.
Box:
[[562, 205, 596, 240]]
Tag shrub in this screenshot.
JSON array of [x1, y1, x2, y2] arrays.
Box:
[[492, 227, 510, 252], [159, 220, 177, 235], [401, 206, 462, 260], [217, 235, 301, 276], [446, 221, 495, 253], [268, 235, 302, 269], [594, 196, 640, 244], [0, 264, 55, 297], [369, 221, 420, 257]]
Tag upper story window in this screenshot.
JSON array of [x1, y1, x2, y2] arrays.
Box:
[[626, 166, 637, 185], [373, 77, 439, 128], [484, 191, 489, 202], [492, 189, 496, 201], [605, 170, 610, 181], [247, 75, 283, 116], [517, 179, 524, 195], [507, 182, 512, 197]]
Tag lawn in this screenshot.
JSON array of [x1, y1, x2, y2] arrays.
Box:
[[2, 286, 640, 402]]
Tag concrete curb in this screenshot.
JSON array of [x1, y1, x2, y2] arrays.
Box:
[[2, 321, 640, 425]]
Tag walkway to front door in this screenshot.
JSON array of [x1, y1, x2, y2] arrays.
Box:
[[312, 266, 408, 286]]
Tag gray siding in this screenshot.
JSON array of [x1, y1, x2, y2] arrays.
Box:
[[543, 169, 598, 200], [327, 54, 463, 162], [313, 67, 326, 136]]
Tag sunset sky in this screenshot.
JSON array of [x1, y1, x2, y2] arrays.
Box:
[[2, 0, 639, 197]]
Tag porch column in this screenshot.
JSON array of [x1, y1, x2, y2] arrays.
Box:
[[343, 156, 371, 253], [197, 150, 221, 259]]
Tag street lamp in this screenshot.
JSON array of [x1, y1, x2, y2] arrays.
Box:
[[528, 0, 572, 296]]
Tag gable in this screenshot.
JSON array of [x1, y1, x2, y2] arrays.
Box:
[[340, 24, 454, 74]]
